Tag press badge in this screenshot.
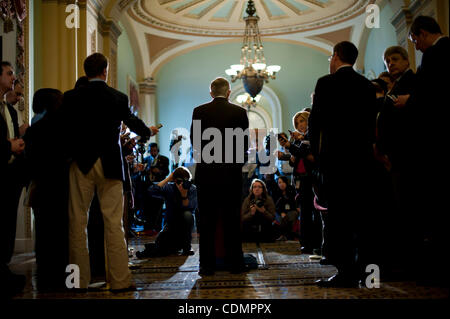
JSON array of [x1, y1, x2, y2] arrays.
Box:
[[285, 204, 290, 211]]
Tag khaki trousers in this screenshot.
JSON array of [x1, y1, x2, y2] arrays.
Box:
[[68, 159, 131, 289]]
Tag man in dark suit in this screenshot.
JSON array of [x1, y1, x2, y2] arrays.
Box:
[[143, 142, 169, 232], [396, 16, 449, 285], [0, 61, 26, 296], [145, 143, 169, 183], [309, 42, 377, 287], [376, 46, 418, 276], [190, 77, 249, 275], [63, 53, 159, 291]]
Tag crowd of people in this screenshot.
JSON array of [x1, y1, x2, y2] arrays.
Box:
[[1, 15, 448, 296]]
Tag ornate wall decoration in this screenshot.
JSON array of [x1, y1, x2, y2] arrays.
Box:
[[0, 0, 26, 86]]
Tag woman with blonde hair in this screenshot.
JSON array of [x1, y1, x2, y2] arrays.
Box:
[[279, 109, 322, 254]]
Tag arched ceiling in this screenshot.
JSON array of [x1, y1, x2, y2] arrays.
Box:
[[107, 0, 376, 78], [128, 0, 370, 36]]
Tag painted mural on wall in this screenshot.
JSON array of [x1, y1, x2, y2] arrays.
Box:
[[128, 75, 140, 116], [1, 0, 26, 84]]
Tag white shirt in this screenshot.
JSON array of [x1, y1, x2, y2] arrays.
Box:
[[432, 35, 445, 46], [336, 64, 353, 72]]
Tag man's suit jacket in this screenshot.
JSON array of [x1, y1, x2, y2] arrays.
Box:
[[62, 80, 151, 181], [190, 97, 249, 269], [377, 69, 418, 166], [190, 97, 249, 182], [407, 36, 449, 152], [1, 103, 20, 168], [309, 66, 377, 177], [145, 154, 170, 182]]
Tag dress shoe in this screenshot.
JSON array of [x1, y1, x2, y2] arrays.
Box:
[[181, 249, 195, 256], [320, 258, 332, 265], [198, 267, 215, 276], [0, 273, 26, 297], [110, 283, 137, 293], [229, 264, 250, 274], [276, 235, 287, 241], [300, 247, 313, 255], [315, 274, 360, 288]]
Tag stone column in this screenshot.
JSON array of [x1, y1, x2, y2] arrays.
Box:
[[41, 0, 87, 92], [98, 15, 121, 89], [138, 78, 157, 142], [391, 5, 416, 70]]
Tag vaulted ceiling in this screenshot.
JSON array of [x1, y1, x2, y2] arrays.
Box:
[[129, 0, 369, 36], [116, 0, 375, 78]]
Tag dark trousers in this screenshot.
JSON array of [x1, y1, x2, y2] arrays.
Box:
[[144, 196, 164, 231], [0, 164, 25, 278], [87, 194, 106, 278], [319, 209, 329, 258], [197, 173, 244, 271], [276, 210, 299, 239], [296, 175, 321, 251], [242, 215, 275, 242], [156, 210, 194, 253], [325, 167, 375, 280]]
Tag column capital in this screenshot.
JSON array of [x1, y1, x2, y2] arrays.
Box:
[[139, 77, 157, 95], [98, 14, 122, 42]]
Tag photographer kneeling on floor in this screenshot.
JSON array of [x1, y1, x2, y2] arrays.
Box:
[[137, 167, 197, 258], [241, 179, 276, 242]]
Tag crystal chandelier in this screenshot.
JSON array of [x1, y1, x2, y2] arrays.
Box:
[[236, 93, 261, 110], [225, 0, 280, 99]]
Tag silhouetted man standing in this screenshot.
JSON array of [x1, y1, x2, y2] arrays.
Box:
[[0, 61, 26, 296], [396, 16, 450, 286], [63, 53, 159, 291], [309, 42, 377, 287], [190, 77, 249, 275]]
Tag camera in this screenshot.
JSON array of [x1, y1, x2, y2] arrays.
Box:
[[175, 178, 191, 190], [251, 199, 265, 208]]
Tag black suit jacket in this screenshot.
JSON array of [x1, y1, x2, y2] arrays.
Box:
[[1, 103, 20, 168], [407, 36, 449, 150], [190, 97, 249, 182], [145, 154, 170, 182], [62, 81, 151, 181], [377, 69, 418, 166], [309, 66, 377, 176], [190, 97, 249, 269]]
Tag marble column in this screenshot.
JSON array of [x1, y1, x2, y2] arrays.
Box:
[[391, 4, 416, 70], [138, 78, 157, 142], [98, 15, 121, 89]]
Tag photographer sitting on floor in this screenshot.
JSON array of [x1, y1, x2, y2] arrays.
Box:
[[241, 179, 276, 242], [136, 167, 197, 258]]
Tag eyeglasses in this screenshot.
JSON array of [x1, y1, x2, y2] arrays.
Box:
[[328, 54, 334, 62], [408, 35, 417, 43]]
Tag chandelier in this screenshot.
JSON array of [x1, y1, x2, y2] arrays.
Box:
[[225, 0, 280, 99], [236, 93, 261, 110]]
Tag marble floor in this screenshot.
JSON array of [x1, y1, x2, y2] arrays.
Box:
[[9, 234, 449, 300]]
